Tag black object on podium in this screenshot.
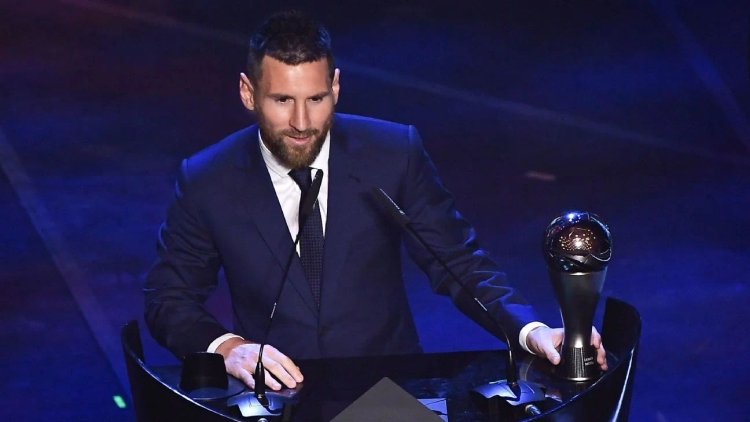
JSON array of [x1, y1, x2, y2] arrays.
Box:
[[331, 377, 443, 422], [179, 352, 245, 402], [121, 322, 241, 422], [122, 297, 641, 421]]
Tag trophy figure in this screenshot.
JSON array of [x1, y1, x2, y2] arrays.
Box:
[[543, 211, 612, 381]]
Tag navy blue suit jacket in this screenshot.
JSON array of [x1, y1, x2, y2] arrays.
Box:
[[144, 113, 539, 360]]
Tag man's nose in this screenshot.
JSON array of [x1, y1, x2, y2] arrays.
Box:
[[290, 103, 311, 132]]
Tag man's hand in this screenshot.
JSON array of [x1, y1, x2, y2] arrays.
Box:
[[216, 337, 304, 390], [526, 326, 608, 371]]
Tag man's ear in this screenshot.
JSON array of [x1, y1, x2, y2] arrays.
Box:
[[332, 68, 340, 105], [239, 73, 256, 111]]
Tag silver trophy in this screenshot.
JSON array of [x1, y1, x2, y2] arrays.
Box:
[[543, 211, 612, 381]]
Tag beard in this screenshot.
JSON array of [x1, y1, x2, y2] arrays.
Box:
[[258, 111, 333, 170]]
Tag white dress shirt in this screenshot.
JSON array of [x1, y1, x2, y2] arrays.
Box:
[[207, 130, 544, 354], [259, 131, 330, 247]]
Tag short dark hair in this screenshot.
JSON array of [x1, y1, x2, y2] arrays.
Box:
[[246, 10, 335, 85]]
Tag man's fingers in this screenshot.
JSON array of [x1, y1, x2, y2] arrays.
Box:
[[545, 345, 561, 365], [530, 326, 607, 369], [233, 356, 289, 391], [548, 328, 564, 364], [262, 363, 284, 390], [591, 327, 602, 348], [264, 359, 298, 390], [528, 327, 563, 365], [221, 343, 304, 390], [222, 350, 258, 389], [597, 342, 608, 371], [589, 327, 608, 370], [539, 334, 561, 365], [233, 367, 255, 389], [265, 346, 304, 383]]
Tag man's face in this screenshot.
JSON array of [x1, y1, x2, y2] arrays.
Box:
[[240, 57, 340, 169]]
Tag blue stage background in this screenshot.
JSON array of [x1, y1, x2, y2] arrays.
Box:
[[1, 1, 748, 420]]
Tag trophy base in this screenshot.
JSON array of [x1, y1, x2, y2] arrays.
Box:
[[553, 345, 602, 381]]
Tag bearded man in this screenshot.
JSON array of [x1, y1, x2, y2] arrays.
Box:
[[143, 9, 606, 392]]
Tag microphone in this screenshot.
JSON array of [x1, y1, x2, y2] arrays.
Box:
[[253, 169, 323, 406], [371, 187, 547, 415]]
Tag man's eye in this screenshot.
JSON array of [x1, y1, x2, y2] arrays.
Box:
[[309, 97, 323, 102]]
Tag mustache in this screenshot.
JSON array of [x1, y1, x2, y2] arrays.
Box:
[[280, 128, 319, 138]]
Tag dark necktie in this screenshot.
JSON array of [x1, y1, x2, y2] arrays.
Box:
[[288, 167, 324, 308]]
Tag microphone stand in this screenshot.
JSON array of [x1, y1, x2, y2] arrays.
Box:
[[371, 187, 547, 417], [253, 170, 323, 406]]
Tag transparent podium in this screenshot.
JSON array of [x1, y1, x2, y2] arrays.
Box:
[[122, 297, 640, 422]]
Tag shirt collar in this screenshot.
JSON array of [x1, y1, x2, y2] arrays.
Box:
[[258, 130, 331, 178]]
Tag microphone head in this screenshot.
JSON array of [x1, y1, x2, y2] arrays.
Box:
[[542, 211, 612, 272], [371, 187, 411, 227]]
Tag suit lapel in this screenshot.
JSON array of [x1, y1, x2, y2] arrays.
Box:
[[322, 118, 360, 304], [237, 127, 319, 317]]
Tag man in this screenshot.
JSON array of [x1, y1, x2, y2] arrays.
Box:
[[144, 10, 607, 392]]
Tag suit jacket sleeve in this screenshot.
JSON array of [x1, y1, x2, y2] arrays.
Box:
[[399, 126, 540, 350], [143, 159, 229, 359]]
